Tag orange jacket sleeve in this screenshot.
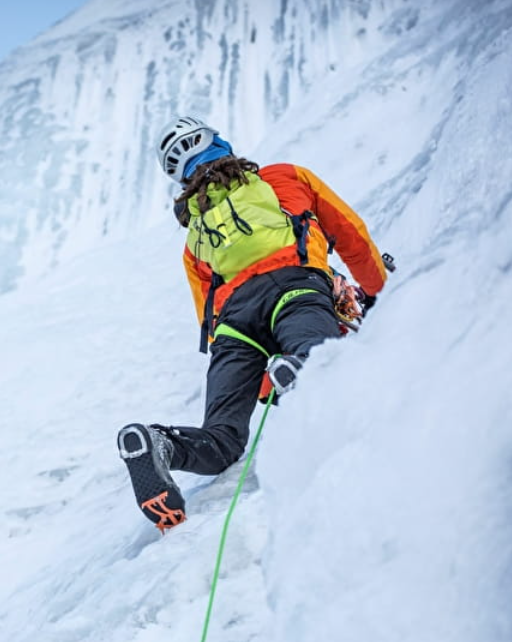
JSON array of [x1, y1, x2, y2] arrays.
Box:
[[260, 163, 387, 296]]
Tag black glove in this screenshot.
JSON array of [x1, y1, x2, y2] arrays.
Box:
[[354, 287, 377, 317], [362, 294, 377, 317]]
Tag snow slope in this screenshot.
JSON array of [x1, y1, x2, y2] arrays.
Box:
[[1, 0, 512, 641], [0, 223, 272, 641], [257, 1, 512, 639]]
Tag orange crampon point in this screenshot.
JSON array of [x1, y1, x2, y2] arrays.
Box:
[[141, 491, 186, 533]]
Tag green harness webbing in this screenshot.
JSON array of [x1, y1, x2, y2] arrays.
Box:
[[214, 288, 319, 354], [214, 323, 270, 357], [200, 388, 276, 642], [269, 288, 318, 331]]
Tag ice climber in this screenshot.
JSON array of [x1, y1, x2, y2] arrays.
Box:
[[117, 116, 387, 531]]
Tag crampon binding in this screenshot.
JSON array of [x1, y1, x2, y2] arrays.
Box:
[[141, 491, 186, 533]]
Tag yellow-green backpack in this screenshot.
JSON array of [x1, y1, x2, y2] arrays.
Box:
[[186, 172, 297, 283]]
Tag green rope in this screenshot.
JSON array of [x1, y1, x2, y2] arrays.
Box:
[[200, 387, 276, 642]]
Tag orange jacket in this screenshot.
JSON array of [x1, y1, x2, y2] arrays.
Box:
[[183, 163, 387, 327]]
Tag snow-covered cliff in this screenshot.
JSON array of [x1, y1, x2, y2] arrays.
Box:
[[0, 0, 396, 293]]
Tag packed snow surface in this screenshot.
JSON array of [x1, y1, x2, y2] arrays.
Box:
[[1, 1, 512, 641]]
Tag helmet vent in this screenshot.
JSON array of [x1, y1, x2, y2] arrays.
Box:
[[160, 132, 176, 151]]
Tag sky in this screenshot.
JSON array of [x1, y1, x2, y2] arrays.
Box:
[[0, 0, 86, 61]]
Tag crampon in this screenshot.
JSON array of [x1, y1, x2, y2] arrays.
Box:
[[141, 491, 186, 533]]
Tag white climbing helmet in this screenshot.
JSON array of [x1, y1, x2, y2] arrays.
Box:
[[156, 116, 218, 183]]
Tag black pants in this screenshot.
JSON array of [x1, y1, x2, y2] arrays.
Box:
[[168, 267, 340, 474]]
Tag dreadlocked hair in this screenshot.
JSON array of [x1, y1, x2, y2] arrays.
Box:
[[175, 156, 260, 215]]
